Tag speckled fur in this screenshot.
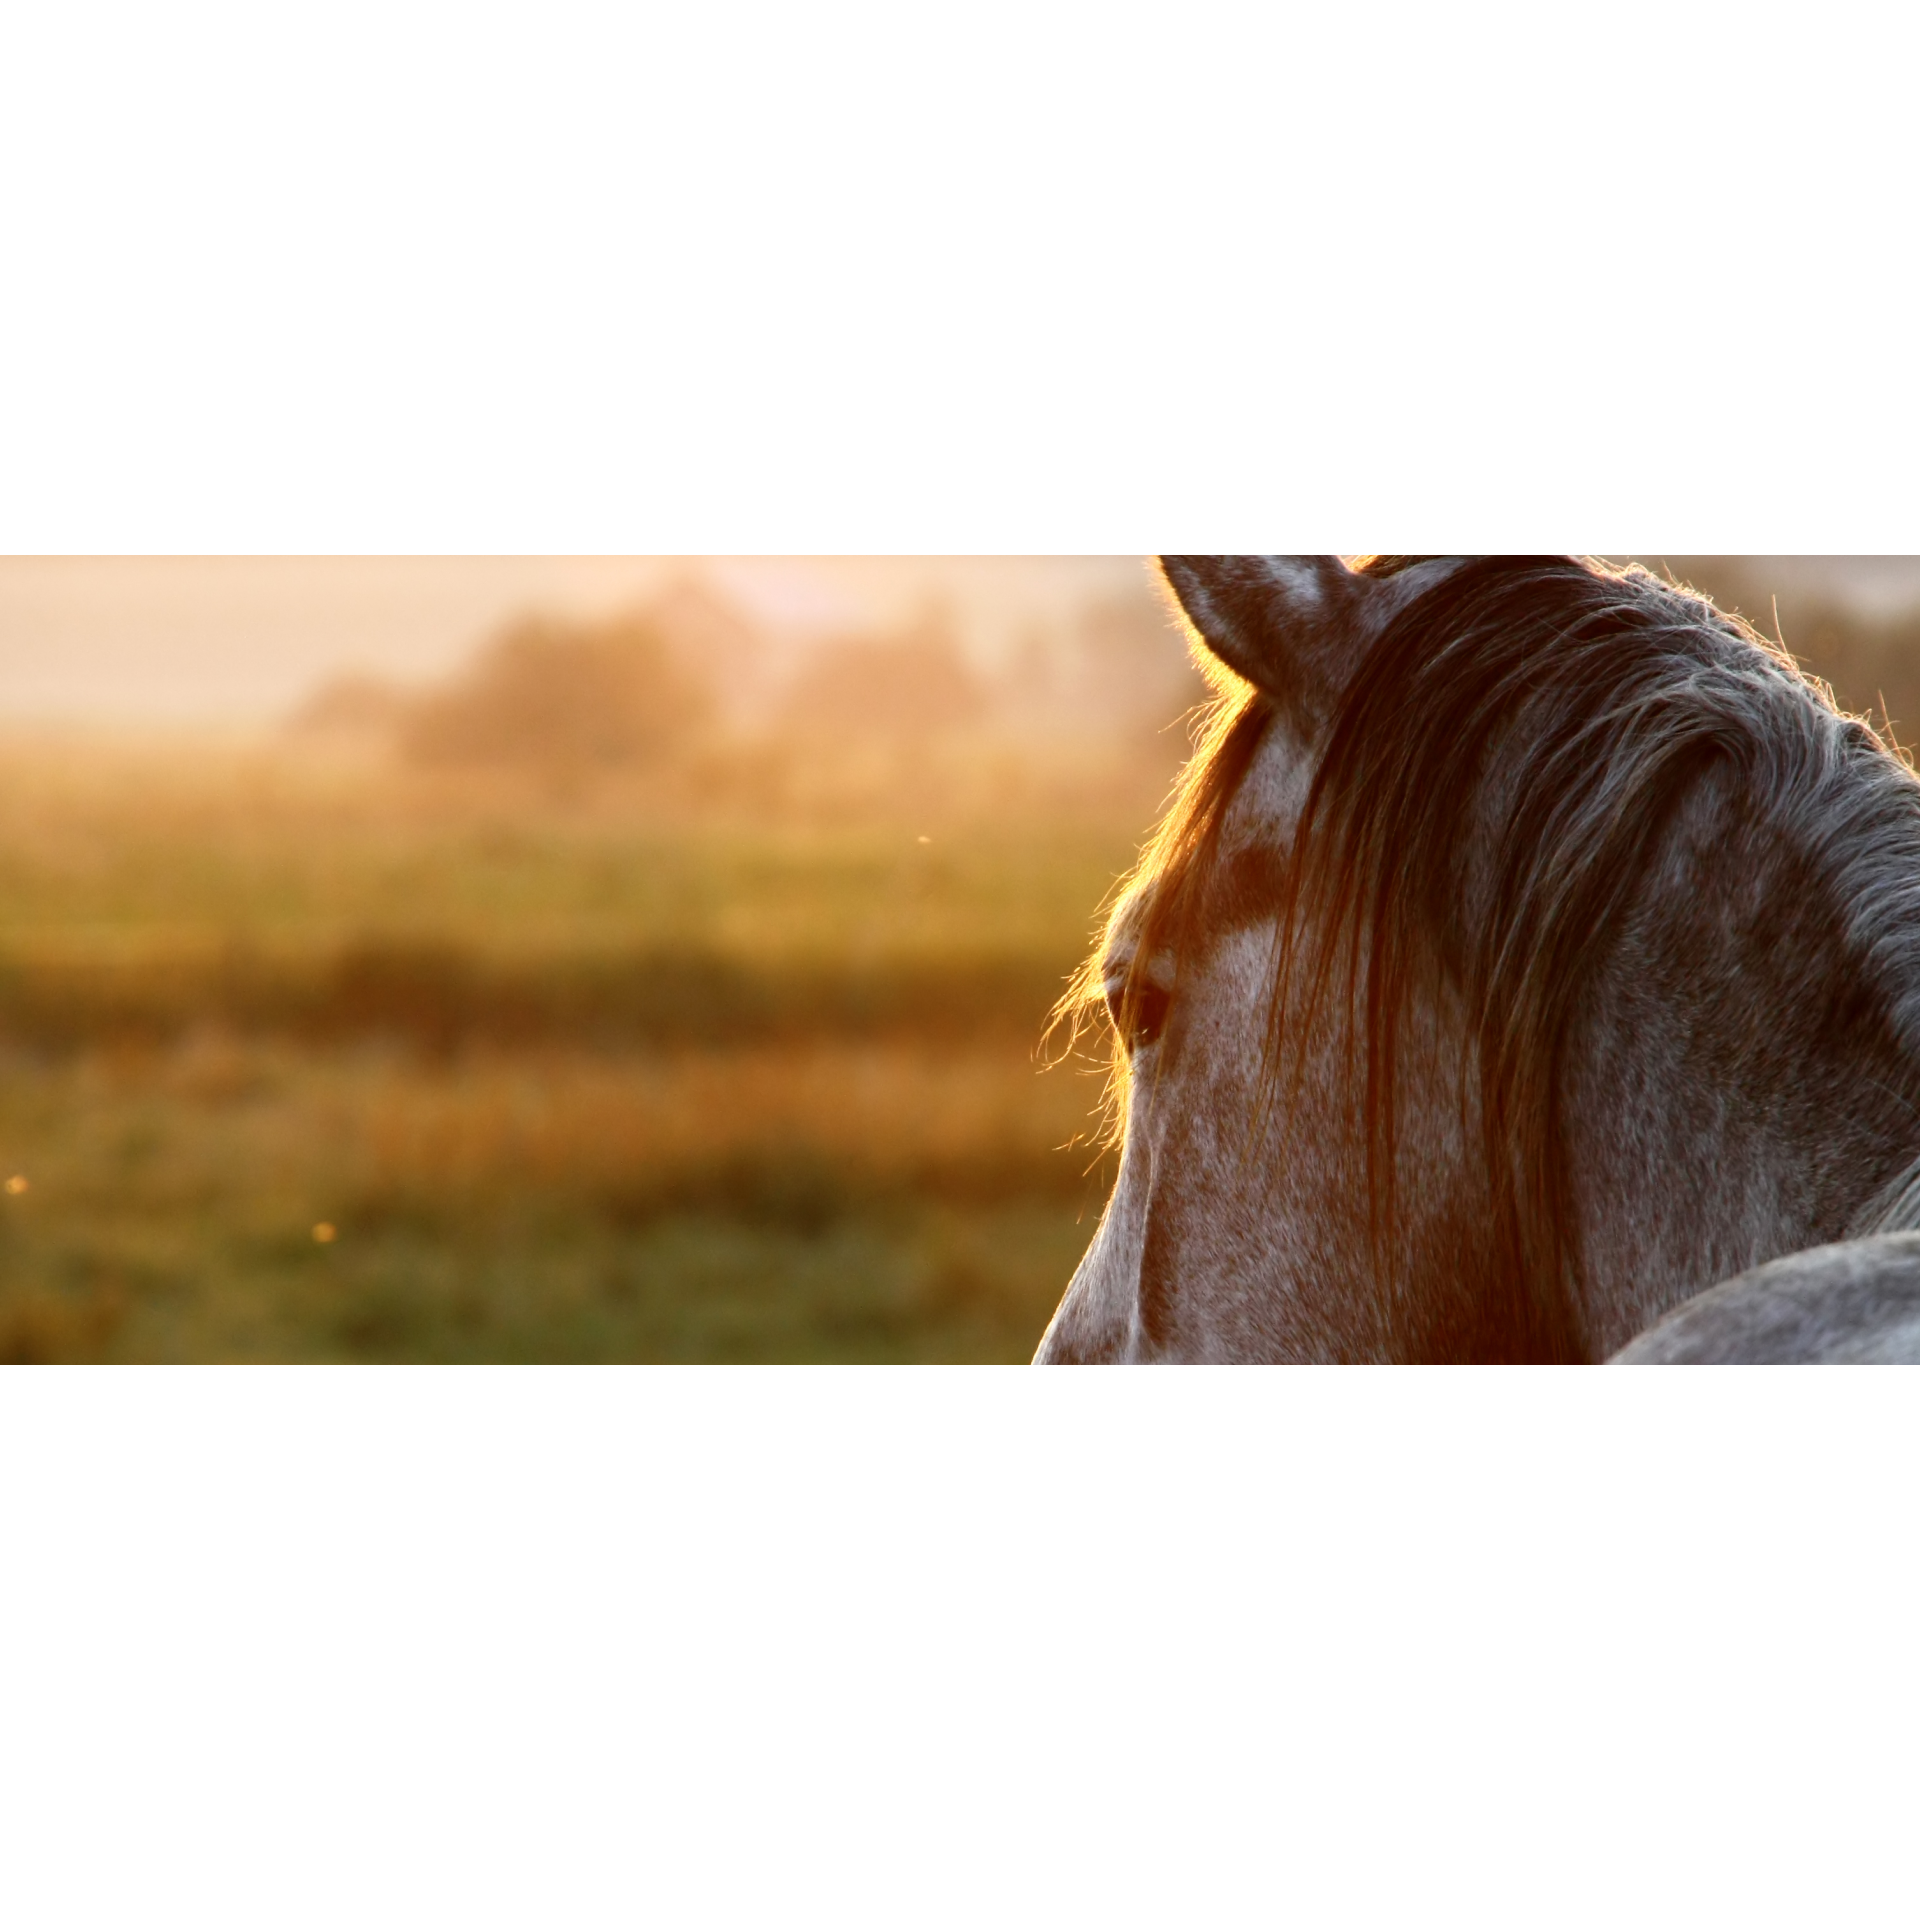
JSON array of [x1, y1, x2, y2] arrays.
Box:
[[1036, 555, 1920, 1364]]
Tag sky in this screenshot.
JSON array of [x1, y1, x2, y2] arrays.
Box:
[[1, 556, 1916, 727], [0, 557, 1157, 726]]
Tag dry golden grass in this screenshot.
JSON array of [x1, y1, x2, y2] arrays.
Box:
[[0, 734, 1139, 1362], [343, 1041, 1100, 1204], [0, 1035, 1113, 1363]]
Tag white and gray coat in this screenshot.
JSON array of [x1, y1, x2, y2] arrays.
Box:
[[1036, 555, 1920, 1364]]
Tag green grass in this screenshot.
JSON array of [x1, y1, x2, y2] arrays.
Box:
[[0, 1039, 1115, 1364], [0, 1200, 1099, 1364], [0, 744, 1139, 1362], [0, 746, 1157, 963]]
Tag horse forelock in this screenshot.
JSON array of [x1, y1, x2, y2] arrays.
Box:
[[1059, 554, 1920, 1361]]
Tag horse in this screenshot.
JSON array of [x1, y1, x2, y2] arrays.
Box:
[[1034, 555, 1920, 1363]]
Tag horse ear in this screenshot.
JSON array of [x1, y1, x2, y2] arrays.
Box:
[[1158, 555, 1467, 730]]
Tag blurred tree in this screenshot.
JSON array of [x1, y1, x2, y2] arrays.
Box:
[[1070, 592, 1206, 739], [643, 574, 771, 727], [779, 611, 986, 743], [287, 672, 410, 740], [401, 609, 719, 772]]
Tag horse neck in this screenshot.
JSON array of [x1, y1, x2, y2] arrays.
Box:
[[1566, 772, 1920, 1357]]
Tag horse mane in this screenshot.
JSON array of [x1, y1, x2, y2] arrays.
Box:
[[1056, 555, 1920, 1359]]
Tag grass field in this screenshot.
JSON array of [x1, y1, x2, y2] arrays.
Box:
[[0, 741, 1155, 1362], [5, 565, 1910, 1363]]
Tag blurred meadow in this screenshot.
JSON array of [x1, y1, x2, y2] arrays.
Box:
[[0, 558, 1202, 1361], [0, 554, 1915, 1363]]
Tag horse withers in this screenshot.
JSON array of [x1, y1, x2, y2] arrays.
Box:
[[1036, 555, 1920, 1363]]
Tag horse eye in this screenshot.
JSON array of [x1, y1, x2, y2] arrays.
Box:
[[1104, 972, 1171, 1050]]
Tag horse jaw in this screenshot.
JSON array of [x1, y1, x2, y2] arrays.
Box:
[[1032, 1119, 1155, 1364]]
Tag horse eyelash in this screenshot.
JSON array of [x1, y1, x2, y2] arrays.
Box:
[[1103, 968, 1172, 1052]]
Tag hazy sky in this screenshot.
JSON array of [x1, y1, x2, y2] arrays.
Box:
[[0, 557, 1157, 725], [3, 556, 1917, 726]]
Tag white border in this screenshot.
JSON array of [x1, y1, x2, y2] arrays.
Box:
[[3, 6, 1914, 1913], [4, 8, 1914, 552], [4, 1369, 1917, 1917]]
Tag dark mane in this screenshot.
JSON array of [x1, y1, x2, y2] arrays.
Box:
[[1061, 556, 1920, 1359]]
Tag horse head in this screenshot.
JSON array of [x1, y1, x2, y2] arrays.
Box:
[[1037, 555, 1920, 1362]]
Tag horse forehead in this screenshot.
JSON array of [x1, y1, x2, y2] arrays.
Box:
[[1220, 713, 1314, 857], [1186, 714, 1314, 938], [1109, 713, 1311, 962]]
